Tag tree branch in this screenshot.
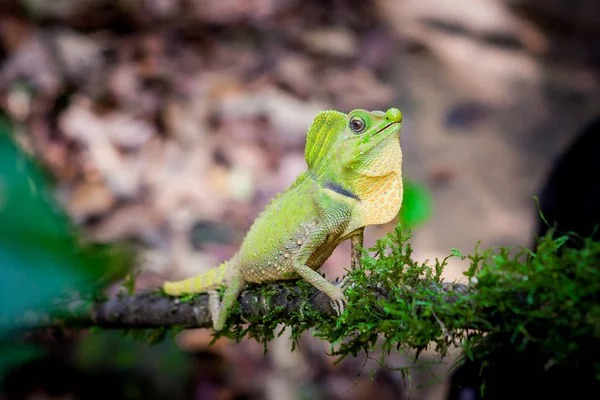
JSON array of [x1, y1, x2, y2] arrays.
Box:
[[52, 281, 470, 330]]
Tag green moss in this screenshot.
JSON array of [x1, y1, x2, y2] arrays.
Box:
[[122, 273, 138, 296], [211, 278, 330, 353], [462, 229, 600, 378], [208, 222, 600, 381], [113, 219, 599, 386], [313, 227, 473, 368]]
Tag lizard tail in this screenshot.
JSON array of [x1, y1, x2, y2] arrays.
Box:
[[163, 261, 230, 295]]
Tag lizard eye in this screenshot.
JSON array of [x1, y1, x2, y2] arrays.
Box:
[[349, 116, 366, 133]]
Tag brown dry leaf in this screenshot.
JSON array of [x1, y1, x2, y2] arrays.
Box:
[[22, 0, 89, 19], [209, 140, 260, 201], [322, 67, 394, 110], [0, 30, 62, 97], [52, 28, 104, 84], [276, 154, 306, 189], [207, 41, 263, 76], [60, 99, 149, 197], [375, 0, 546, 104], [0, 15, 32, 54], [5, 85, 32, 121], [106, 62, 165, 119], [143, 140, 228, 223], [189, 0, 299, 24], [61, 97, 156, 149], [143, 0, 182, 17], [177, 249, 223, 279], [134, 249, 172, 278], [40, 141, 78, 181], [275, 52, 322, 98], [87, 203, 164, 243], [376, 0, 547, 53], [356, 29, 396, 70], [208, 164, 241, 199], [216, 117, 267, 143], [218, 86, 327, 145], [67, 181, 115, 222], [163, 71, 244, 143], [189, 0, 259, 24], [135, 34, 166, 79], [107, 63, 140, 106], [162, 93, 208, 145], [300, 27, 358, 58]]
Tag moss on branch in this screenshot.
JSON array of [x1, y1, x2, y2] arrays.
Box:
[[33, 224, 600, 379]]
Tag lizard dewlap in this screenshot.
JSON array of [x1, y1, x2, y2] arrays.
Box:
[[164, 108, 404, 331]]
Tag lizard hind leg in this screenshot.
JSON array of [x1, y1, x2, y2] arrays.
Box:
[[210, 274, 245, 331]]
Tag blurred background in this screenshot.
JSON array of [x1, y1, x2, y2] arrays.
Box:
[[0, 0, 599, 399]]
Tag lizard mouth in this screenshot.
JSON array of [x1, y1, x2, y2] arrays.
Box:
[[374, 122, 400, 136]]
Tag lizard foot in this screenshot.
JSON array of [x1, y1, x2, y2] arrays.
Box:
[[328, 286, 347, 316], [208, 290, 223, 331], [339, 275, 354, 290]]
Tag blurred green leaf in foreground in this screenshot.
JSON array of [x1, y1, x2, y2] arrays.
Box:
[[0, 113, 132, 335]]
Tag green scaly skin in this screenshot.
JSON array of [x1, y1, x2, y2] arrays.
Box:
[[164, 108, 404, 330]]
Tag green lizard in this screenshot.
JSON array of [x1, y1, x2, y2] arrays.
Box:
[[164, 107, 404, 330]]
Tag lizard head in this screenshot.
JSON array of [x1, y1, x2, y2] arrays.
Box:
[[305, 108, 404, 225], [340, 108, 403, 177], [305, 107, 403, 179]]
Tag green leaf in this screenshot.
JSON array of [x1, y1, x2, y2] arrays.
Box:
[[451, 247, 466, 260], [0, 113, 132, 333], [398, 178, 433, 229]]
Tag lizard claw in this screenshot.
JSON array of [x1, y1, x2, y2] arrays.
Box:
[[340, 275, 354, 290], [331, 298, 346, 316], [329, 286, 347, 316]]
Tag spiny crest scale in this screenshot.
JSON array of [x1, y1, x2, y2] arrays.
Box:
[[305, 110, 347, 172]]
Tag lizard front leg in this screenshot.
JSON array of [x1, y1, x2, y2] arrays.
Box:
[[350, 227, 364, 270], [292, 228, 347, 315], [294, 261, 347, 315], [340, 227, 364, 290]]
